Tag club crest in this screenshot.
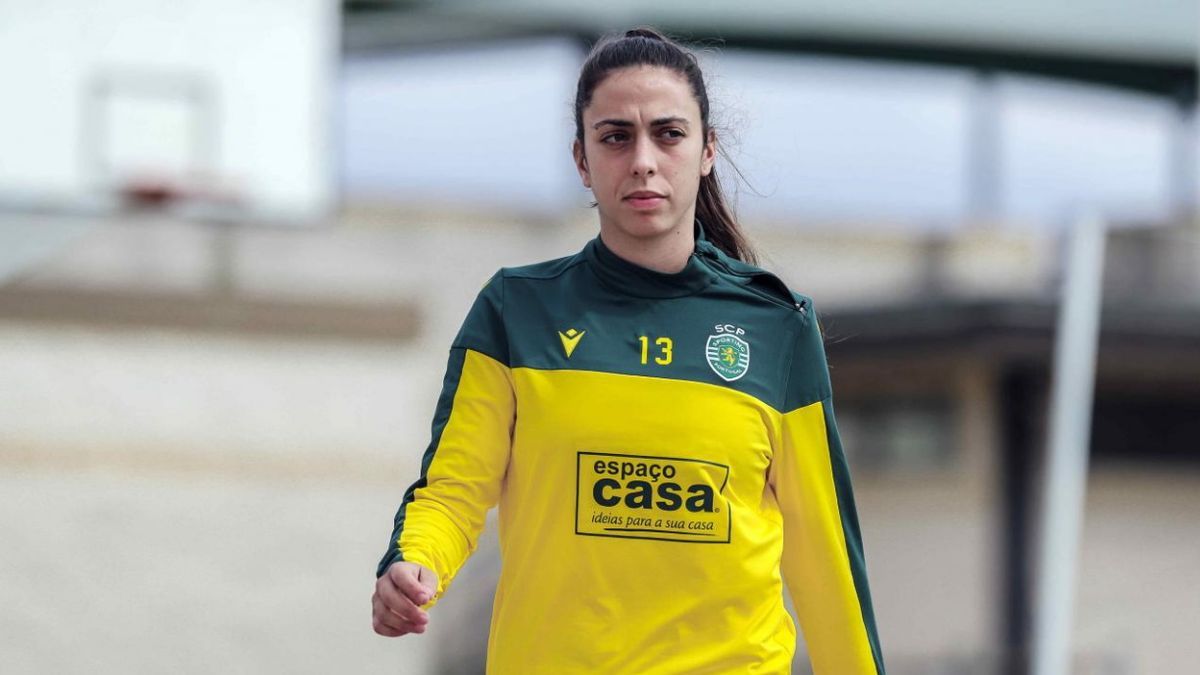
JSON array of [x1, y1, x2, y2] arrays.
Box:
[[705, 333, 750, 381]]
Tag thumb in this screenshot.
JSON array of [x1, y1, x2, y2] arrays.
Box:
[[416, 564, 440, 602], [390, 562, 434, 605], [392, 561, 439, 605]]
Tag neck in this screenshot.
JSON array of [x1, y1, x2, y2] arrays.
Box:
[[597, 216, 695, 273]]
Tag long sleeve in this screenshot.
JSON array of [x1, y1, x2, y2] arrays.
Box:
[[769, 299, 886, 674], [375, 271, 514, 609]]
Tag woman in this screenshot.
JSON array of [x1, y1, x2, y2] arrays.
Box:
[[372, 26, 886, 674]]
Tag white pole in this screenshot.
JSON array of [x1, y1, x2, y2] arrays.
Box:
[[1031, 212, 1108, 675]]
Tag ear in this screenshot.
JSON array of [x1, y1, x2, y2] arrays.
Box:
[[572, 138, 591, 188], [700, 128, 717, 177]]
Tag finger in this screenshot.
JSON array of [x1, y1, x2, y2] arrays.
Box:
[[373, 617, 403, 637], [376, 586, 429, 629], [374, 590, 426, 630], [373, 598, 427, 637], [372, 594, 408, 631], [374, 617, 425, 637], [389, 563, 434, 606], [379, 577, 430, 624]]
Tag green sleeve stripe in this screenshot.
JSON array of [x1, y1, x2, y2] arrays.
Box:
[[823, 396, 887, 674], [375, 346, 466, 578]]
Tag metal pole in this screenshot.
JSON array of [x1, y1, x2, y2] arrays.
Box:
[[1167, 95, 1196, 219], [967, 70, 1000, 222], [1031, 212, 1108, 675]]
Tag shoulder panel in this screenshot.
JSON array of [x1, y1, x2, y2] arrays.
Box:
[[782, 293, 834, 412], [451, 270, 509, 365], [695, 242, 807, 314], [502, 251, 586, 281]]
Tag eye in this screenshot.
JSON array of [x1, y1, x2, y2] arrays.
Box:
[[600, 132, 628, 144], [660, 128, 685, 139]]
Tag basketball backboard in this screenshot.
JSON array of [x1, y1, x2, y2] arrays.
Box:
[[0, 0, 339, 224]]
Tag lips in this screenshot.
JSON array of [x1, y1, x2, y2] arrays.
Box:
[[624, 191, 666, 210]]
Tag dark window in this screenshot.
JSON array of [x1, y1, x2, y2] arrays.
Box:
[[835, 397, 956, 473]]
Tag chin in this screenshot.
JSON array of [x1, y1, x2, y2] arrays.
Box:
[[607, 209, 683, 240]]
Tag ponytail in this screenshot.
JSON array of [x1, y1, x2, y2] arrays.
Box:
[[696, 169, 757, 265]]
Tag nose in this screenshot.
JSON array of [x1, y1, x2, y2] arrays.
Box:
[[630, 134, 656, 176]]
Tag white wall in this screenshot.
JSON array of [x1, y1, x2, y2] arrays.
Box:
[[702, 52, 974, 228], [0, 0, 339, 221], [339, 37, 583, 217], [999, 74, 1176, 225]]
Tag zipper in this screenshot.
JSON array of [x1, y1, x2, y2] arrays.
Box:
[[694, 247, 807, 315]]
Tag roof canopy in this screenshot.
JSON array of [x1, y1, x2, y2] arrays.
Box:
[[346, 0, 1197, 99]]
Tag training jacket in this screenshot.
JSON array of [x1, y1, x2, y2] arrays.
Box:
[[377, 220, 885, 674]]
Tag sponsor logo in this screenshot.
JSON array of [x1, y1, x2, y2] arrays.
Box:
[[705, 323, 750, 381], [575, 451, 731, 543], [558, 328, 586, 358]]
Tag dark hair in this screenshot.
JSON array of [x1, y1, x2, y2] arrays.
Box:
[[573, 26, 758, 265]]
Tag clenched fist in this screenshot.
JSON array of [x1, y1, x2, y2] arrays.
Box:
[[372, 561, 440, 637]]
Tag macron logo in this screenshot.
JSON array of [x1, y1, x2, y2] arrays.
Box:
[[558, 328, 586, 358]]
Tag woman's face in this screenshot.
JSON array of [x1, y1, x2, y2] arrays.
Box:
[[574, 65, 716, 243]]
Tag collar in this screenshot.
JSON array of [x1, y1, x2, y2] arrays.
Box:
[[583, 218, 716, 298]]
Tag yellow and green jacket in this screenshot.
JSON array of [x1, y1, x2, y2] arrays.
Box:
[[377, 221, 885, 674]]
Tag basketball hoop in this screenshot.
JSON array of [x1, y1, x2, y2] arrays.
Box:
[[116, 170, 244, 219]]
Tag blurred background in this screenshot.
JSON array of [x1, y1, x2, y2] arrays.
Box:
[[2, 1, 1198, 673]]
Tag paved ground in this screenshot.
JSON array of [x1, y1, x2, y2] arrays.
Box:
[[0, 468, 437, 673]]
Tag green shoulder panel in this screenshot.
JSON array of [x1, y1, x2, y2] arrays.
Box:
[[782, 291, 833, 413], [450, 269, 510, 366]]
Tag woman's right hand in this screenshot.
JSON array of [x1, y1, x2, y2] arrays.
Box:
[[372, 561, 440, 637]]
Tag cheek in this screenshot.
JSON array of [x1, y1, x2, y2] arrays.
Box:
[[593, 163, 622, 189]]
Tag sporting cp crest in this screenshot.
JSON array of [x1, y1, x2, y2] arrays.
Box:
[[705, 333, 750, 381]]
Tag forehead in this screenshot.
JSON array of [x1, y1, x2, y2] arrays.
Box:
[[585, 65, 698, 123]]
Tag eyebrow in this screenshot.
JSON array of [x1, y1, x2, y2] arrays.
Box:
[[592, 116, 690, 130]]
